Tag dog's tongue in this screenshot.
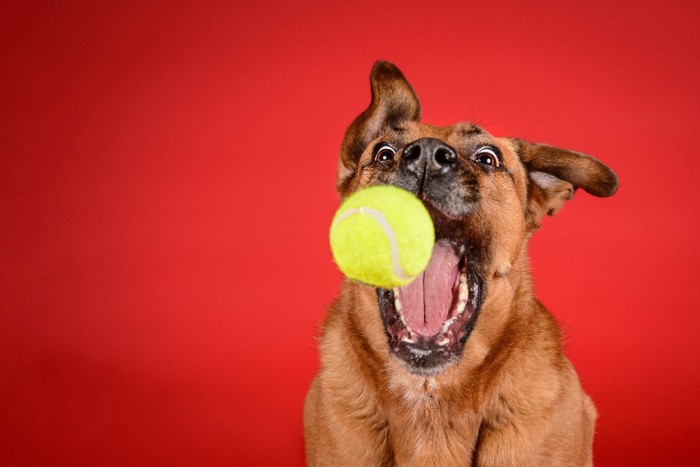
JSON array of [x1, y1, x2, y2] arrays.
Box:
[[399, 241, 460, 336]]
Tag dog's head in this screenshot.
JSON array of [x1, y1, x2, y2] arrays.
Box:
[[336, 61, 618, 377]]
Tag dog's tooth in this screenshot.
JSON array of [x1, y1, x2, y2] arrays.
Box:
[[456, 301, 466, 314], [441, 317, 456, 333], [459, 273, 467, 284], [437, 337, 450, 346], [458, 283, 469, 302], [398, 313, 407, 326], [393, 288, 400, 298], [395, 297, 403, 312], [401, 336, 415, 344]]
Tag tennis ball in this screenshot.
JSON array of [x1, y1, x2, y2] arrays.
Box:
[[330, 185, 435, 289]]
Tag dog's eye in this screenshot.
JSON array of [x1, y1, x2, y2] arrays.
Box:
[[473, 146, 501, 168], [374, 144, 396, 163]]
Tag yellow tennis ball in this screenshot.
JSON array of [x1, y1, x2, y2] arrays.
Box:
[[330, 185, 435, 289]]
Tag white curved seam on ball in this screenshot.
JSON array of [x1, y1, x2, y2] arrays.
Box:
[[331, 207, 410, 281]]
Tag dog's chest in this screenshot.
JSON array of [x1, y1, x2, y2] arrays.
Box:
[[385, 377, 480, 465]]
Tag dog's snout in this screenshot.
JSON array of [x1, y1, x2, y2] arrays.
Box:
[[402, 138, 457, 173]]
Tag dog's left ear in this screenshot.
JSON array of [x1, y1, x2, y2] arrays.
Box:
[[511, 139, 619, 230]]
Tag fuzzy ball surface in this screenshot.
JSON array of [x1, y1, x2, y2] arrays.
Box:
[[330, 185, 435, 289]]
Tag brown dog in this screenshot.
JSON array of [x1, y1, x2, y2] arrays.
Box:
[[304, 61, 618, 466]]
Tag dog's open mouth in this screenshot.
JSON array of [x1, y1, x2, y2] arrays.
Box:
[[377, 235, 482, 376]]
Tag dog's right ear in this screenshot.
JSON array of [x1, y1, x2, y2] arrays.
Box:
[[510, 138, 619, 231], [337, 61, 421, 193]]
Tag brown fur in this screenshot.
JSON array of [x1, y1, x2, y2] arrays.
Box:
[[304, 61, 617, 466]]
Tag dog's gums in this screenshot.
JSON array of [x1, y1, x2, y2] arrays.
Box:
[[378, 238, 482, 376]]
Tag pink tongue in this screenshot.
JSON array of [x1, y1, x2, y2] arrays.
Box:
[[399, 241, 460, 336]]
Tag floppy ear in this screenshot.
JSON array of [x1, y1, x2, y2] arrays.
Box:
[[337, 61, 421, 193], [512, 139, 619, 230]]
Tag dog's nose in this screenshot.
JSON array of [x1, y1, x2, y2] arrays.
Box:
[[403, 138, 457, 173]]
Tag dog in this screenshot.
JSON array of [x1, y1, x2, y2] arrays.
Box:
[[304, 61, 618, 466]]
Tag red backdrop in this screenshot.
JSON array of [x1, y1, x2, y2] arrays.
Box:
[[2, 1, 699, 465]]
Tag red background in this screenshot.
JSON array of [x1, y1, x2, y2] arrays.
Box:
[[2, 1, 699, 465]]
